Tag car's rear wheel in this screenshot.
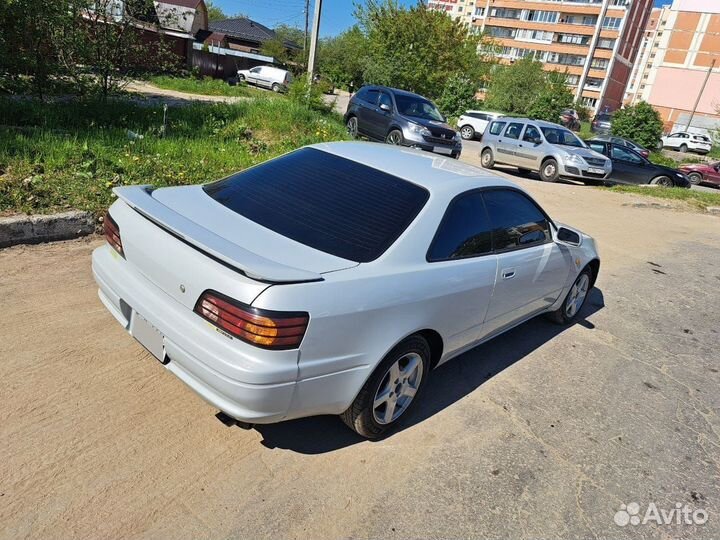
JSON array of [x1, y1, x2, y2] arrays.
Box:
[[650, 175, 673, 187], [540, 158, 560, 182], [679, 143, 688, 153], [346, 116, 358, 138], [271, 83, 281, 93], [386, 129, 403, 145], [688, 172, 702, 185], [481, 148, 494, 169], [341, 335, 430, 438], [548, 268, 592, 325], [460, 125, 475, 140]]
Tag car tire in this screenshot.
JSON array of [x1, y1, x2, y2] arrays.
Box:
[[340, 335, 430, 439], [460, 125, 475, 140], [688, 172, 702, 185], [481, 148, 494, 169], [346, 116, 358, 138], [679, 143, 688, 153], [540, 158, 560, 182], [548, 268, 593, 325], [271, 83, 281, 93], [386, 129, 403, 145], [650, 175, 673, 187], [238, 75, 246, 82]]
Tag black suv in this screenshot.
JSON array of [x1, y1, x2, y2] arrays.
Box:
[[344, 85, 462, 159]]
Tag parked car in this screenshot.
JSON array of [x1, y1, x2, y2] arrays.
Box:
[[92, 142, 599, 438], [344, 85, 462, 159], [586, 139, 690, 188], [590, 112, 613, 134], [559, 109, 581, 131], [480, 118, 612, 183], [457, 110, 503, 140], [678, 161, 720, 187], [588, 135, 650, 158], [237, 65, 292, 92], [660, 132, 713, 154]]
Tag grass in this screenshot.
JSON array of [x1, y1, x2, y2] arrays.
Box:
[[148, 75, 270, 98], [0, 97, 348, 216], [603, 185, 720, 211]]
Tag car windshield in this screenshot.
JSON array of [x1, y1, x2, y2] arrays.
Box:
[[394, 95, 444, 122], [541, 127, 585, 148], [203, 148, 429, 263]]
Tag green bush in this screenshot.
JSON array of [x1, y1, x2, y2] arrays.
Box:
[[287, 78, 332, 113], [436, 75, 480, 119], [611, 101, 663, 149]]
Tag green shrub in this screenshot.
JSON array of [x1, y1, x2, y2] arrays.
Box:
[[436, 75, 480, 119], [611, 101, 663, 149], [287, 78, 332, 113]]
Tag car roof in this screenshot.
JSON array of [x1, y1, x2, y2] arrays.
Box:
[[494, 117, 567, 129], [308, 141, 519, 196], [464, 110, 503, 115], [359, 85, 431, 101]]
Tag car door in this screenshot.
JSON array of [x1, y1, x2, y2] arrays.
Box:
[[356, 89, 380, 138], [609, 144, 649, 184], [427, 190, 498, 350], [664, 133, 682, 149], [365, 91, 394, 140], [481, 189, 570, 337], [496, 122, 525, 166], [246, 67, 262, 86], [516, 124, 544, 170], [707, 162, 720, 185]]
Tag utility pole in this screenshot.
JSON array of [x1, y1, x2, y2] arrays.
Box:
[[303, 0, 310, 71], [306, 0, 322, 83], [686, 58, 716, 132]]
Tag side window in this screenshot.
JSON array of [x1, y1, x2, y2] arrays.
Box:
[[522, 125, 541, 143], [488, 121, 507, 136], [354, 87, 369, 100], [378, 92, 393, 109], [483, 190, 551, 251], [504, 122, 524, 140], [428, 192, 492, 261], [588, 142, 607, 155], [365, 89, 380, 105], [611, 146, 643, 163], [477, 113, 489, 121], [250, 67, 261, 73]]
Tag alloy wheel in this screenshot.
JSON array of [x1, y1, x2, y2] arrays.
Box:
[[346, 117, 358, 138], [372, 352, 423, 425], [565, 273, 589, 318], [386, 131, 402, 145]]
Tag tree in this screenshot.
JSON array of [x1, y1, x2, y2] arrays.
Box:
[[611, 101, 664, 149], [484, 58, 547, 115], [435, 75, 480, 118], [353, 0, 493, 100], [526, 70, 574, 122], [318, 25, 368, 89], [205, 0, 227, 22]]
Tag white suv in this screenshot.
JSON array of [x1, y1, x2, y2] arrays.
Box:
[[661, 132, 713, 154], [457, 110, 503, 140]]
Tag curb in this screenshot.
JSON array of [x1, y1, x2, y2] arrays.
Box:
[[0, 211, 96, 249]]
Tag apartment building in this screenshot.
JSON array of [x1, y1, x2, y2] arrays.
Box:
[[627, 0, 720, 133], [430, 0, 653, 112]]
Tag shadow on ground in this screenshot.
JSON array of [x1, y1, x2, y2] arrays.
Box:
[[252, 288, 605, 454]]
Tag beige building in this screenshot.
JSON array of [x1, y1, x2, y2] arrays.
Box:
[[626, 0, 720, 133], [429, 0, 654, 112]]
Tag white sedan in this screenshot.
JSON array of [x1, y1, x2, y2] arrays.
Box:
[[93, 142, 600, 438]]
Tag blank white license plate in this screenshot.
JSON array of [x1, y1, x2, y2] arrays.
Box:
[[434, 146, 453, 155], [588, 167, 605, 174], [131, 311, 165, 362]]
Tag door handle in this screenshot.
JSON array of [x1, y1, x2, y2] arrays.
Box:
[[502, 269, 516, 279]]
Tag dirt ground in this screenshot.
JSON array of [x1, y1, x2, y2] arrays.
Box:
[[1, 174, 719, 539]]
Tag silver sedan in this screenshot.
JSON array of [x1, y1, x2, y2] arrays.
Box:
[[92, 142, 600, 438]]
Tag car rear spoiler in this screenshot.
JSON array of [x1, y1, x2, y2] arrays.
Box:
[[113, 185, 323, 284]]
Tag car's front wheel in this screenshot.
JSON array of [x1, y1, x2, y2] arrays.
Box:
[[238, 75, 246, 82], [386, 129, 403, 145], [346, 116, 358, 138], [341, 335, 430, 438], [688, 172, 702, 185], [540, 158, 560, 182], [460, 125, 475, 140], [548, 268, 592, 325], [481, 148, 494, 168]]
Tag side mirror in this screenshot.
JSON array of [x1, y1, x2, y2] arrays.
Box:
[[533, 137, 543, 145], [556, 226, 582, 246], [379, 103, 391, 112]]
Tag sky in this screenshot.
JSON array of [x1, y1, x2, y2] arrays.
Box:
[[213, 0, 670, 38]]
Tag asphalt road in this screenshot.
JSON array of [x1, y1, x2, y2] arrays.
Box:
[[1, 167, 719, 539]]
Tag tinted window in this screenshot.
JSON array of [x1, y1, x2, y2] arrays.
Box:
[[611, 145, 643, 164], [394, 94, 444, 121], [483, 190, 551, 251], [204, 148, 429, 263], [523, 125, 541, 142], [505, 122, 524, 140], [428, 192, 492, 261], [378, 92, 393, 109], [488, 121, 506, 135], [364, 89, 380, 105], [589, 142, 607, 155]]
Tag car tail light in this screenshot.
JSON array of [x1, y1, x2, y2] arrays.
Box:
[[104, 212, 124, 257], [195, 291, 309, 350]]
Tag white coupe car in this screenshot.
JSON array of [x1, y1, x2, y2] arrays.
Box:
[[93, 142, 600, 438]]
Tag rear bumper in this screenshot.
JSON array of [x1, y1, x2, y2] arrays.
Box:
[[92, 245, 318, 424]]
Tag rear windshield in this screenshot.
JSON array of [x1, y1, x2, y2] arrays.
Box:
[[203, 148, 429, 262]]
